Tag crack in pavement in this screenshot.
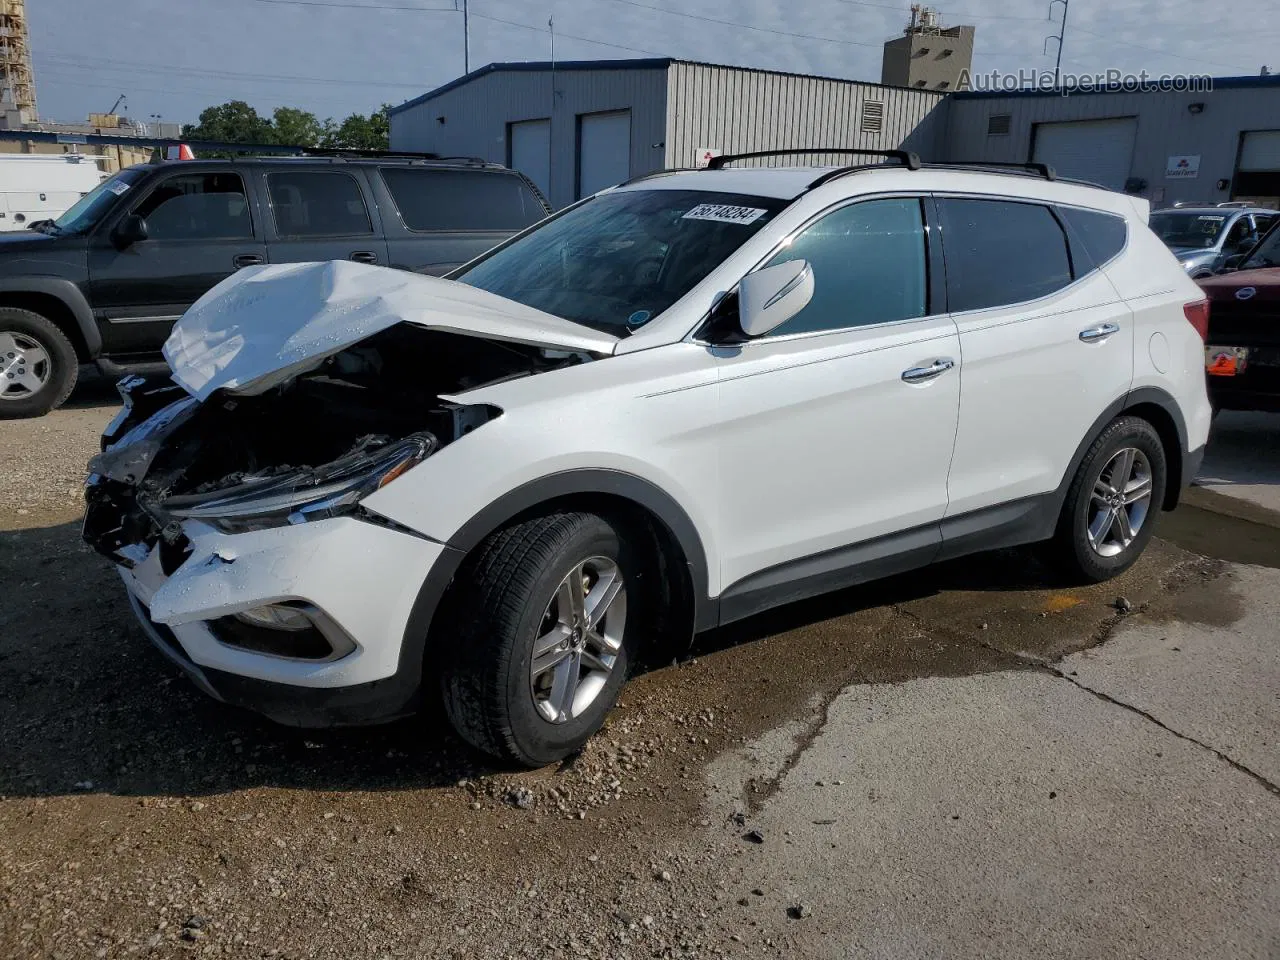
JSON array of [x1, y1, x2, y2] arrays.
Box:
[[977, 640, 1280, 799]]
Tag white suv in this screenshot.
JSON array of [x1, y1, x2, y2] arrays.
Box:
[[85, 151, 1212, 767]]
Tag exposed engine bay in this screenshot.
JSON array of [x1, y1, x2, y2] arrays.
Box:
[[84, 325, 593, 564]]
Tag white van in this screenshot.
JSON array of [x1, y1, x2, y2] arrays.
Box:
[[0, 154, 107, 232]]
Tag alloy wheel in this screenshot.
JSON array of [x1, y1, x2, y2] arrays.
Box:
[[0, 331, 52, 401], [529, 556, 627, 724], [1087, 446, 1153, 558]]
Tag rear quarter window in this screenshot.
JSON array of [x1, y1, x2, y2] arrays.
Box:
[[1058, 206, 1127, 271], [380, 168, 546, 232]]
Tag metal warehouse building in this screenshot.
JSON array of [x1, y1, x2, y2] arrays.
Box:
[[389, 61, 1280, 209], [389, 58, 949, 209]]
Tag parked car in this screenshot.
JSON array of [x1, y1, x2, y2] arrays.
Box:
[[84, 154, 1211, 767], [0, 155, 550, 418], [1197, 219, 1280, 413], [1148, 203, 1277, 279], [0, 153, 108, 233]]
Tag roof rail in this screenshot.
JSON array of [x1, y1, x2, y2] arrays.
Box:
[[1216, 201, 1251, 208], [927, 160, 1057, 181], [707, 148, 922, 171]]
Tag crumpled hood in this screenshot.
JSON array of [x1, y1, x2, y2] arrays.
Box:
[[163, 260, 619, 401]]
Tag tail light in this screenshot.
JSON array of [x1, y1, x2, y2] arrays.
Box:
[[1184, 298, 1210, 341]]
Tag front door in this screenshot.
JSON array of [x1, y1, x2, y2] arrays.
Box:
[[88, 169, 265, 356], [713, 196, 961, 610]]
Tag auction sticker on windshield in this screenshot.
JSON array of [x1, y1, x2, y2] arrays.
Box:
[[682, 204, 767, 225], [106, 181, 132, 196]]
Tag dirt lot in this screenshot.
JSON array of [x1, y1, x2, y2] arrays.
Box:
[[2, 376, 1278, 959]]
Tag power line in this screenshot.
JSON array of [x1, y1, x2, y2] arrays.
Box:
[[596, 0, 884, 48], [1065, 23, 1242, 72], [38, 53, 428, 88]]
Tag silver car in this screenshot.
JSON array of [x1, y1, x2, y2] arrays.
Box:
[[1148, 203, 1277, 278]]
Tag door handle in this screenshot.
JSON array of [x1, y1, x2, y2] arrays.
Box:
[[901, 357, 956, 384], [233, 254, 264, 269], [350, 251, 379, 265], [1079, 322, 1120, 343]]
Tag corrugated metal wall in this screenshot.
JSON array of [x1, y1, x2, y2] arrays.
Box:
[[664, 62, 950, 168], [389, 66, 668, 209], [944, 87, 1280, 205]]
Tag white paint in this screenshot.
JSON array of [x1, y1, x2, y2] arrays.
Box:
[[577, 110, 631, 198], [509, 118, 551, 199]]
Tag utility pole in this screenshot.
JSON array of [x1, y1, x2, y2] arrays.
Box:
[[458, 0, 469, 74], [1045, 0, 1069, 88]]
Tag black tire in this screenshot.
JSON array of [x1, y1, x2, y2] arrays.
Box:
[[0, 307, 79, 419], [1046, 415, 1168, 583], [440, 512, 646, 767]]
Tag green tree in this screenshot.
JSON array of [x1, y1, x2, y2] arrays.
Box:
[[321, 104, 391, 151], [271, 106, 325, 147], [182, 100, 276, 145]]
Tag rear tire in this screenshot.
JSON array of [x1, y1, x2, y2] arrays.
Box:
[[0, 308, 79, 419], [1046, 415, 1167, 583], [440, 512, 644, 767]]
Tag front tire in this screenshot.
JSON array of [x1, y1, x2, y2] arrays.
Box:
[[440, 512, 642, 767], [0, 308, 79, 419], [1047, 415, 1168, 583]]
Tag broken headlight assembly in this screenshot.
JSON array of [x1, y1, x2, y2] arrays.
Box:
[[162, 433, 436, 534]]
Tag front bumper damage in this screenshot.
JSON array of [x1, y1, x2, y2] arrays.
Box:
[[85, 477, 448, 726]]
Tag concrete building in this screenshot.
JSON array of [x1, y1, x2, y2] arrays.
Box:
[[0, 0, 36, 123], [390, 60, 1280, 210], [0, 114, 160, 173], [880, 5, 975, 92], [389, 58, 948, 209], [946, 75, 1280, 206]]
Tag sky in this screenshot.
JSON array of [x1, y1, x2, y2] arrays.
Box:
[[26, 0, 1280, 127]]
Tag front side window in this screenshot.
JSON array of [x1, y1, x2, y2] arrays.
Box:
[[132, 173, 252, 241], [760, 197, 928, 337], [1148, 210, 1227, 250], [50, 168, 147, 235], [454, 189, 787, 334], [1223, 216, 1258, 254], [1243, 221, 1280, 269], [938, 198, 1072, 311], [381, 168, 545, 232], [266, 171, 372, 237]]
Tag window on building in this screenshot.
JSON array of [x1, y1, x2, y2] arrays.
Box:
[[759, 197, 928, 336], [938, 198, 1073, 311], [266, 171, 372, 237], [381, 168, 545, 232], [133, 173, 252, 240]]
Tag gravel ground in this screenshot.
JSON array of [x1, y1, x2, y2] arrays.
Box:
[[1, 380, 1275, 959]]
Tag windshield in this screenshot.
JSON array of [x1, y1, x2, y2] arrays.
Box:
[[1148, 210, 1229, 249], [50, 168, 146, 235], [453, 189, 788, 333], [1243, 223, 1280, 269]]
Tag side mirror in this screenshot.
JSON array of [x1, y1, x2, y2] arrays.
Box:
[[115, 214, 149, 247], [737, 259, 815, 339]]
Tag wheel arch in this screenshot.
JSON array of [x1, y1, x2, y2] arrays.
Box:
[[0, 279, 100, 362], [397, 470, 714, 690]]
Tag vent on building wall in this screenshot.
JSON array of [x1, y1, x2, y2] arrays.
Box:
[[861, 100, 885, 133], [987, 114, 1012, 136]]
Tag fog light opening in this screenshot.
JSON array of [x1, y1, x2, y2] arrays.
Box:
[[214, 602, 357, 662]]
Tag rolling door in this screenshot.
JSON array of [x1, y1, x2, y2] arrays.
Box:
[[576, 110, 631, 199], [1031, 118, 1138, 191], [1234, 130, 1280, 208]]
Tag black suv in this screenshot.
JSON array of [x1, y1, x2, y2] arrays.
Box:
[[0, 156, 550, 417]]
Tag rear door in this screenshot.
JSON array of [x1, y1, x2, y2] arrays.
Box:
[[374, 166, 548, 276], [87, 167, 265, 356], [939, 196, 1134, 532], [257, 167, 388, 268]]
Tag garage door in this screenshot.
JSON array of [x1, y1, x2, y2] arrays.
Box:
[[1235, 130, 1280, 207], [1032, 117, 1138, 191], [509, 119, 550, 201], [577, 110, 631, 199]]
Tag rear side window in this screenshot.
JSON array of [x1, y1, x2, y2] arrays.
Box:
[[1058, 206, 1127, 270], [266, 171, 372, 237], [134, 173, 252, 240], [938, 198, 1073, 311], [380, 168, 546, 232]]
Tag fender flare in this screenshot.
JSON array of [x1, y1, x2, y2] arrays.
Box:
[[395, 469, 715, 685], [0, 277, 100, 357]]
